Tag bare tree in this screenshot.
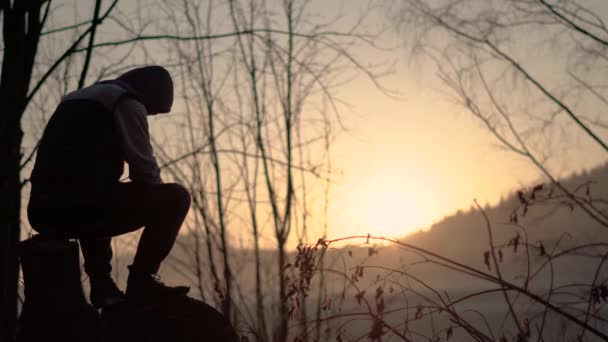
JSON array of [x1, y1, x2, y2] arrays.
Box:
[[137, 1, 387, 340], [226, 1, 384, 340], [390, 0, 608, 226]]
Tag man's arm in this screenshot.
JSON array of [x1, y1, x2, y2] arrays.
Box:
[[113, 97, 163, 184]]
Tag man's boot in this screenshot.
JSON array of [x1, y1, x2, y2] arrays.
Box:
[[89, 273, 126, 309], [126, 266, 190, 303]]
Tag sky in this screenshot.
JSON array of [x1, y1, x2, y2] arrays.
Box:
[[305, 0, 608, 240], [325, 66, 538, 238], [21, 0, 608, 246]]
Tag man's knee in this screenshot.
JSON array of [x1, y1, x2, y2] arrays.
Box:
[[164, 183, 191, 213]]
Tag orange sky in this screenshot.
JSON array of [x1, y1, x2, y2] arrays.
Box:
[[322, 62, 607, 240], [294, 0, 608, 241]]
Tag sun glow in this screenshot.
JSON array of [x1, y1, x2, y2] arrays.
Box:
[[338, 171, 437, 239]]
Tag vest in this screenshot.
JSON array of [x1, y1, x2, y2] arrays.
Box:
[[30, 83, 133, 197]]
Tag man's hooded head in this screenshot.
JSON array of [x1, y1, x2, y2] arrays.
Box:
[[116, 65, 174, 115]]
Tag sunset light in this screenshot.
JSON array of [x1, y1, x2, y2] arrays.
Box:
[[353, 174, 435, 237]]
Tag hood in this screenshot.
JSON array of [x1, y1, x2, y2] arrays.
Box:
[[116, 65, 174, 115]]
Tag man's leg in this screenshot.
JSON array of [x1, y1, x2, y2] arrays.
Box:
[[124, 183, 191, 300], [79, 182, 191, 304], [28, 182, 192, 303], [127, 183, 190, 274], [80, 237, 113, 277], [28, 194, 124, 308], [79, 237, 125, 308]]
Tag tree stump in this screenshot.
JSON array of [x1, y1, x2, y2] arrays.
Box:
[[17, 235, 238, 342], [17, 235, 100, 342]]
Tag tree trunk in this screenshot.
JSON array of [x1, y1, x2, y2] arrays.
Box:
[[0, 2, 43, 340], [276, 238, 287, 342], [0, 118, 23, 342]]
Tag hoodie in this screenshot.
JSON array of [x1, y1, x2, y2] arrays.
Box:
[[30, 66, 173, 192]]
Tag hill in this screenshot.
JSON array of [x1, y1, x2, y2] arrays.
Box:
[[398, 162, 608, 280]]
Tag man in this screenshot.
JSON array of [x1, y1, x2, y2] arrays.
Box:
[[27, 65, 190, 309]]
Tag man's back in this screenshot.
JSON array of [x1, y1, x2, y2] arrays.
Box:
[[30, 81, 161, 197], [31, 97, 124, 195]]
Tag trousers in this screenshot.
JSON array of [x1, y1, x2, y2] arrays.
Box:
[[27, 182, 191, 276]]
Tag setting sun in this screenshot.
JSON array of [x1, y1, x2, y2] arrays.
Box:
[[336, 167, 438, 238], [363, 182, 430, 237]]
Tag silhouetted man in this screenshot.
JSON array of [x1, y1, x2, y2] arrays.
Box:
[[27, 66, 190, 309]]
